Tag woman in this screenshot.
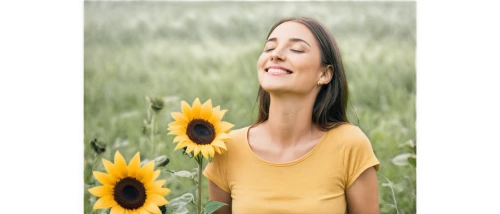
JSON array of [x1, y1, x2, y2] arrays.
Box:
[[204, 17, 380, 214]]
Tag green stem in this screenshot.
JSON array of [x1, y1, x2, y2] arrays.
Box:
[[91, 153, 101, 185], [197, 156, 203, 214], [150, 111, 156, 157], [91, 153, 100, 171]]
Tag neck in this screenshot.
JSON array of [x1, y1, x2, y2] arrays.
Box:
[[264, 93, 320, 146]]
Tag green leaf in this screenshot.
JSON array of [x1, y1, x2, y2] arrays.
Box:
[[166, 170, 195, 179], [408, 155, 416, 167], [204, 200, 228, 214], [398, 139, 415, 149], [165, 193, 194, 214], [391, 153, 413, 166]]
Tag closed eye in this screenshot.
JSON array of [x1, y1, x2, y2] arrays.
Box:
[[291, 49, 304, 53], [264, 48, 275, 52]]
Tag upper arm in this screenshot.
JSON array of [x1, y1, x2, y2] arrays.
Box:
[[208, 180, 232, 214], [345, 167, 379, 214], [203, 146, 231, 214]]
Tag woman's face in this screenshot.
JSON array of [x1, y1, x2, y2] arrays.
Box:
[[257, 21, 325, 95]]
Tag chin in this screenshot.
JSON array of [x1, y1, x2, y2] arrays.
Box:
[[260, 83, 288, 93]]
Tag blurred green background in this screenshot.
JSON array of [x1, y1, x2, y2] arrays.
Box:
[[84, 1, 416, 214]]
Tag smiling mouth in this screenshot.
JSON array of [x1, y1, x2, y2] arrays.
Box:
[[265, 68, 293, 75]]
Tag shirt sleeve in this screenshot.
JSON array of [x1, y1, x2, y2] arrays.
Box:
[[344, 126, 380, 189], [203, 150, 230, 193]]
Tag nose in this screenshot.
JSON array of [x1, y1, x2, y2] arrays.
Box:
[[270, 48, 286, 61]]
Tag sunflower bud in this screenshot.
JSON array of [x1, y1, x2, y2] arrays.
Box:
[[154, 155, 170, 167], [90, 138, 105, 154], [160, 205, 167, 214], [146, 96, 165, 113]]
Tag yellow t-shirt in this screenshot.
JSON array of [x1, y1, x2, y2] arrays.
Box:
[[203, 124, 379, 214]]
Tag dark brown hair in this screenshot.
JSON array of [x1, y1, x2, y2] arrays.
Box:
[[254, 17, 350, 131]]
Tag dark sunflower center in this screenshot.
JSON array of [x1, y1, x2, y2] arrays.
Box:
[[122, 185, 139, 201], [186, 119, 216, 145], [113, 177, 146, 210]]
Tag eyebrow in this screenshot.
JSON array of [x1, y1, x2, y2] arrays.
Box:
[[266, 37, 311, 47]]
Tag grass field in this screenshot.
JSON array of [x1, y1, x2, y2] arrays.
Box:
[[84, 1, 416, 213]]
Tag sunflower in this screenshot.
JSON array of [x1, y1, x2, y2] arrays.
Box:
[[88, 151, 170, 214], [168, 98, 234, 159]]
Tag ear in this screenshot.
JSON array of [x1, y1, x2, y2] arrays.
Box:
[[319, 65, 334, 84]]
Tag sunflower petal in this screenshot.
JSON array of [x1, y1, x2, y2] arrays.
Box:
[[173, 135, 188, 143], [191, 98, 202, 118], [93, 171, 115, 186], [146, 179, 167, 190], [214, 146, 222, 154], [102, 159, 121, 180], [181, 101, 193, 121], [149, 187, 171, 196], [93, 195, 117, 209], [128, 152, 141, 178], [174, 140, 191, 151], [193, 145, 201, 156], [168, 120, 187, 128], [148, 194, 169, 206], [211, 140, 227, 150], [88, 185, 113, 197], [216, 121, 234, 133], [207, 145, 215, 158], [185, 145, 194, 153], [114, 151, 128, 178], [209, 108, 227, 125], [144, 201, 162, 214], [200, 99, 213, 120], [110, 205, 125, 214], [138, 208, 150, 214], [152, 170, 161, 181], [171, 112, 188, 124], [155, 180, 167, 188], [200, 145, 209, 159], [167, 127, 187, 136], [216, 132, 231, 141], [138, 161, 155, 183], [167, 124, 182, 131]]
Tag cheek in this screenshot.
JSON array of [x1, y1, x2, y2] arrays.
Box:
[[291, 56, 319, 72], [256, 54, 266, 83], [257, 53, 267, 70], [291, 57, 323, 82]]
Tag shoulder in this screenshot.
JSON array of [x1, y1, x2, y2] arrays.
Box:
[[346, 124, 369, 142], [228, 126, 249, 138], [326, 123, 371, 147], [325, 123, 366, 138], [221, 126, 250, 152], [335, 124, 376, 160], [210, 126, 249, 163]]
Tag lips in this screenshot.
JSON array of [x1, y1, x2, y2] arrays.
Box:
[[264, 66, 293, 74]]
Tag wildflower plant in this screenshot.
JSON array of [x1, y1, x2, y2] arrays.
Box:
[[167, 98, 233, 214], [88, 97, 232, 214], [89, 151, 170, 214]]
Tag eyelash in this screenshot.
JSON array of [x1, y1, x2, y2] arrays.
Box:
[[264, 48, 304, 53]]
